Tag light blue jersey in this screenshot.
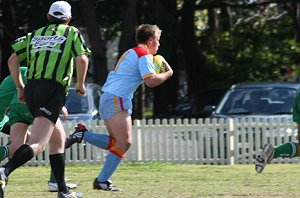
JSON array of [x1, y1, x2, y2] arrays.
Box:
[[102, 45, 156, 99]]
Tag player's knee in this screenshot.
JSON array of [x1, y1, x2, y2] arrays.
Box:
[[36, 145, 46, 155], [29, 142, 46, 155], [108, 136, 131, 152], [118, 139, 131, 152], [110, 146, 126, 159]]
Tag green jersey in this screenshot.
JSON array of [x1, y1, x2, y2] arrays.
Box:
[[0, 67, 27, 130], [11, 23, 91, 94]]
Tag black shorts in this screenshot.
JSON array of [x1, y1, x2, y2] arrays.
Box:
[[24, 79, 66, 124]]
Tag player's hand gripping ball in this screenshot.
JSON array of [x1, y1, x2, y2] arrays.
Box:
[[153, 55, 166, 73]]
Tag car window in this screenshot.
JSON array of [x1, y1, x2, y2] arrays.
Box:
[[65, 89, 89, 114], [216, 88, 297, 114], [192, 88, 227, 113]]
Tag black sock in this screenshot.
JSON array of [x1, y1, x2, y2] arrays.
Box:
[[4, 144, 34, 176], [49, 153, 68, 193]]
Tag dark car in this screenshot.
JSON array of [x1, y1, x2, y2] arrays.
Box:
[[205, 82, 300, 119], [154, 87, 228, 119], [61, 83, 101, 121], [202, 82, 300, 158]]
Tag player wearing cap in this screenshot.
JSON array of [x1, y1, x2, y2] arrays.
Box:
[[0, 66, 78, 192], [0, 1, 90, 198]]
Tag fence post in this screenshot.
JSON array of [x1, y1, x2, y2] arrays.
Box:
[[135, 120, 142, 161], [229, 118, 235, 165]]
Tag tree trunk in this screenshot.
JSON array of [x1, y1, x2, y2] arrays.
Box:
[[153, 0, 179, 117], [220, 3, 231, 31], [118, 0, 137, 55], [207, 8, 218, 32], [0, 0, 19, 81], [180, 0, 208, 95], [283, 1, 300, 65], [80, 0, 108, 86], [117, 0, 143, 119]]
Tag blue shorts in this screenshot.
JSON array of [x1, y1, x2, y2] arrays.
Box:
[[99, 92, 132, 120]]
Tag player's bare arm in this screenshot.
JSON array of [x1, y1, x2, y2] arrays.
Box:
[[8, 53, 25, 102], [75, 54, 89, 96], [144, 61, 173, 88], [8, 53, 24, 89]]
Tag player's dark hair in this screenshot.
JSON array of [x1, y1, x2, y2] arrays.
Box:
[[135, 24, 162, 44], [48, 14, 68, 24]]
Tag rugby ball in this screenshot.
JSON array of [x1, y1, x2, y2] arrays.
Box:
[[153, 55, 166, 73]]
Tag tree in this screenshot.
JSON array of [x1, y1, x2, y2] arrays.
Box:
[[3, 0, 300, 119], [198, 0, 300, 86], [142, 0, 180, 117], [0, 0, 24, 81], [80, 0, 108, 85], [180, 0, 209, 95], [117, 0, 144, 119]]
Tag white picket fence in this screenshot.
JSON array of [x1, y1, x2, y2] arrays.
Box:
[[1, 117, 299, 166]]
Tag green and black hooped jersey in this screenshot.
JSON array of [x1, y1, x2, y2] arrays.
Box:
[[11, 23, 91, 94]]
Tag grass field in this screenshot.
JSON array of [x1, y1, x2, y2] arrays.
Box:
[[3, 162, 300, 197]]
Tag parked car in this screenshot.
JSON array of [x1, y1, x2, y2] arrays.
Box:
[[61, 83, 101, 122], [205, 82, 300, 119], [154, 87, 228, 119], [201, 82, 300, 159]]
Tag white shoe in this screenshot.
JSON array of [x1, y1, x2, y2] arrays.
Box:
[[48, 181, 78, 192], [0, 168, 7, 190], [255, 143, 274, 173], [58, 191, 83, 198], [0, 167, 8, 198]]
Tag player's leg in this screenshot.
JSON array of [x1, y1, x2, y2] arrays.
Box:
[[48, 119, 77, 192], [268, 95, 300, 159], [7, 122, 29, 157], [48, 170, 78, 192], [0, 116, 54, 198], [0, 80, 78, 197], [93, 111, 131, 191], [67, 124, 114, 150], [1, 123, 10, 135], [48, 118, 68, 192], [265, 96, 300, 159], [255, 143, 275, 173], [0, 145, 9, 163], [272, 142, 298, 158], [91, 93, 132, 191], [95, 117, 130, 186], [0, 128, 30, 163], [64, 124, 86, 149], [0, 116, 10, 162], [67, 92, 119, 151], [0, 114, 9, 135], [256, 140, 299, 174], [256, 94, 300, 174], [49, 118, 82, 197]]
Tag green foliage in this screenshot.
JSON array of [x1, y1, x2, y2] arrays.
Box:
[[4, 0, 300, 100], [200, 4, 300, 87], [93, 0, 122, 40]]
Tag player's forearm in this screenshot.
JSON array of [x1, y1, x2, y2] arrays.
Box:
[[75, 55, 89, 85], [8, 53, 24, 89], [144, 71, 173, 88]]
